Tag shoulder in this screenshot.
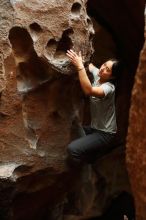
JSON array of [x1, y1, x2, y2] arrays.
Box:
[[100, 82, 115, 97], [106, 82, 115, 90]]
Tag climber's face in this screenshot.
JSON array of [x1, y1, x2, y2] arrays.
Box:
[[99, 60, 114, 81]]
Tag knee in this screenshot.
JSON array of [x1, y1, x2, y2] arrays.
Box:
[[66, 141, 84, 167], [67, 141, 82, 160], [67, 142, 75, 157]]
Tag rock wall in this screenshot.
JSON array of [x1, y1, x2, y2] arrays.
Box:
[[0, 0, 93, 171], [0, 0, 145, 219], [127, 7, 146, 220], [0, 1, 95, 219]]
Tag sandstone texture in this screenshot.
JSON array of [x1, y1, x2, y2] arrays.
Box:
[[0, 0, 94, 219], [0, 0, 93, 174], [127, 7, 146, 220], [0, 0, 145, 219]]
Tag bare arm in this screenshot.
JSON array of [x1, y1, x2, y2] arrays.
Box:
[[66, 50, 105, 98], [78, 68, 105, 97]]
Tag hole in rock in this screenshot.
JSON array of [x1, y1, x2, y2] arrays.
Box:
[[71, 2, 82, 16], [46, 39, 58, 56], [87, 17, 92, 26], [89, 32, 94, 41], [29, 23, 42, 33], [29, 23, 43, 41], [16, 60, 49, 92], [9, 27, 50, 92], [54, 29, 74, 60], [9, 26, 33, 59]]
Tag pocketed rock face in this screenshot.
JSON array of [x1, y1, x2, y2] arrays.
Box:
[[7, 0, 94, 152], [0, 0, 94, 160], [0, 0, 95, 219], [127, 9, 146, 220], [10, 0, 94, 74]]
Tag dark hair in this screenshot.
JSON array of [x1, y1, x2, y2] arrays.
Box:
[[109, 59, 124, 84]]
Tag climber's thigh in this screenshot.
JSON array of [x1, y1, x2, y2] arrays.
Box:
[[68, 130, 115, 163]]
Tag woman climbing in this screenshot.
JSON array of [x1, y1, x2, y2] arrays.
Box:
[[66, 49, 122, 164]]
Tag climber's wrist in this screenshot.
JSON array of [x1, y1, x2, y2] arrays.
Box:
[[77, 66, 85, 72], [76, 62, 84, 70]]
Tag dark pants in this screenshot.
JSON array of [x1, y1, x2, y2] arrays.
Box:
[[67, 126, 116, 164]]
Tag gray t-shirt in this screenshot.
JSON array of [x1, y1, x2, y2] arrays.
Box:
[[90, 66, 117, 133]]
